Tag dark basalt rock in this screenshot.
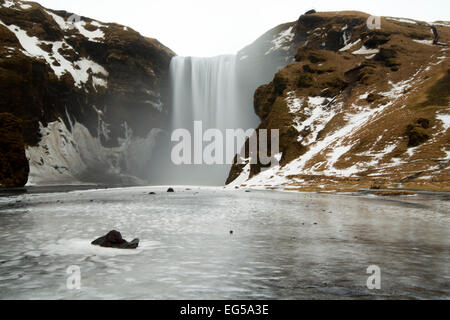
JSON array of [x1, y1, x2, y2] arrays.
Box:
[[91, 230, 139, 249]]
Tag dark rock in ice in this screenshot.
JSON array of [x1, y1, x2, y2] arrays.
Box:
[[91, 230, 139, 249], [167, 188, 175, 193], [149, 192, 156, 195]]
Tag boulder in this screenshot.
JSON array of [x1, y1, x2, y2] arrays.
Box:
[[91, 230, 139, 249], [167, 188, 175, 193]]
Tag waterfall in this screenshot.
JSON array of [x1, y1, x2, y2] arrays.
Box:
[[171, 55, 256, 132], [155, 55, 258, 185]]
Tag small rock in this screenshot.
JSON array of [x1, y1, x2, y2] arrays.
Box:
[[230, 230, 234, 235], [149, 192, 156, 195], [167, 188, 175, 193]]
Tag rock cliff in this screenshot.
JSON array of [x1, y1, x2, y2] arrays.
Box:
[[0, 0, 174, 186]]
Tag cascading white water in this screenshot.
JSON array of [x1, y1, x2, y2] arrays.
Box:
[[164, 55, 258, 185], [171, 55, 254, 132]]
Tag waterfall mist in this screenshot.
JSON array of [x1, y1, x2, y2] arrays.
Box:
[[149, 55, 259, 186]]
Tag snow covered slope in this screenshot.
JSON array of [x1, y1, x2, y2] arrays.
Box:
[[227, 12, 450, 192]]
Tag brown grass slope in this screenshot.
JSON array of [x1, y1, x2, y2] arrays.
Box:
[[228, 12, 450, 192]]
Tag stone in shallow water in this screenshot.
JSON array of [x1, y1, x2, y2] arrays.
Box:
[[91, 230, 139, 249]]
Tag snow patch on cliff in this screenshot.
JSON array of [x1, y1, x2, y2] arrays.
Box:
[[45, 10, 105, 42], [0, 21, 108, 88], [437, 114, 450, 131], [265, 26, 295, 55]]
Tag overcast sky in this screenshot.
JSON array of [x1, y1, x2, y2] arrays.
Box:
[[30, 0, 449, 56]]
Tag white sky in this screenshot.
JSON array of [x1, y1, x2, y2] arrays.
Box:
[[30, 0, 449, 56]]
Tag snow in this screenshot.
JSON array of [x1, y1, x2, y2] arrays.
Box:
[[342, 31, 351, 46], [387, 17, 418, 25], [1, 0, 14, 8], [75, 21, 105, 42], [339, 39, 361, 52], [45, 10, 72, 30], [45, 10, 105, 42], [92, 76, 108, 89], [232, 74, 426, 187], [413, 39, 434, 46], [436, 114, 450, 131], [352, 46, 380, 55], [359, 93, 369, 100], [0, 22, 108, 88], [226, 163, 251, 188], [290, 102, 392, 174], [286, 92, 337, 143], [265, 26, 295, 55], [381, 76, 417, 99], [285, 91, 303, 113]]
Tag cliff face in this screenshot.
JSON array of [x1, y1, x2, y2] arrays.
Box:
[[0, 0, 174, 186], [0, 112, 29, 187], [228, 11, 450, 192]]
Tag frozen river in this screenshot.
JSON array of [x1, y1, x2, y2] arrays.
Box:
[[0, 186, 449, 299]]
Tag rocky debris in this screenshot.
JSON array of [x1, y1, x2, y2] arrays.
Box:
[[0, 113, 29, 187], [91, 230, 139, 249]]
